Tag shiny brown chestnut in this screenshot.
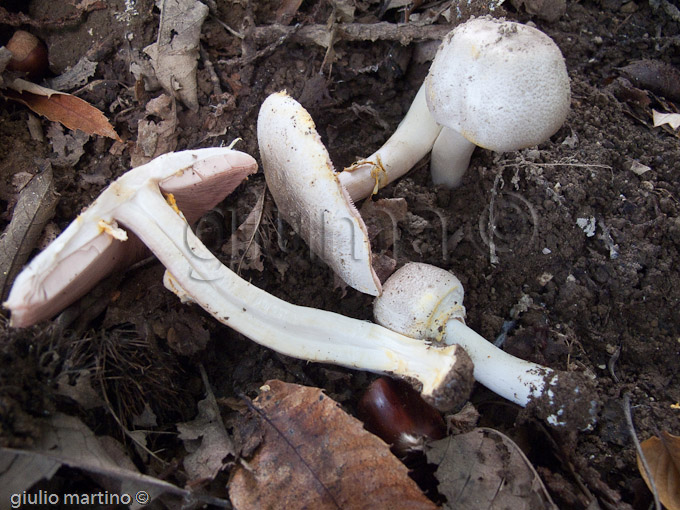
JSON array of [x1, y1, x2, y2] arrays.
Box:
[[358, 377, 446, 455], [5, 30, 49, 81]]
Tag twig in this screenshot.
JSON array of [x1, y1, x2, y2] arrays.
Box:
[[623, 393, 662, 510], [249, 22, 451, 49]]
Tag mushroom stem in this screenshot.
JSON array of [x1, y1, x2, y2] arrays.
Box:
[[338, 84, 442, 202], [429, 127, 476, 188], [442, 318, 554, 407], [7, 152, 473, 411], [117, 188, 471, 409], [374, 263, 598, 429]]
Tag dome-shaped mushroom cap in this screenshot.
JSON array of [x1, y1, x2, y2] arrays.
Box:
[[425, 17, 571, 153], [374, 262, 465, 340]]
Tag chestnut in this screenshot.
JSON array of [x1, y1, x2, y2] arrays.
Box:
[[5, 30, 49, 81], [358, 377, 446, 455]]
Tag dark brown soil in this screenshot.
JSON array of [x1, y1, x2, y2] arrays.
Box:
[[1, 1, 679, 509]]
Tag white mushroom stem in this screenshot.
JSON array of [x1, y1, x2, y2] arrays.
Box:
[[7, 151, 473, 411], [375, 263, 598, 429], [337, 84, 442, 201], [338, 18, 571, 196], [429, 127, 476, 189], [442, 318, 555, 408]]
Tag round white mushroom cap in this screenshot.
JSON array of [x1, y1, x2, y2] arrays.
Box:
[[425, 17, 571, 153], [374, 262, 465, 341]]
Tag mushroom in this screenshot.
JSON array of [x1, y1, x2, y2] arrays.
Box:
[[5, 150, 473, 411], [374, 263, 598, 429], [258, 91, 381, 296], [338, 17, 571, 198], [5, 148, 258, 327]]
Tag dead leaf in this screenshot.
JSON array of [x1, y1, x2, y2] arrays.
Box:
[[229, 380, 438, 510], [653, 109, 680, 130], [426, 427, 558, 510], [0, 414, 226, 508], [3, 78, 121, 141], [130, 94, 178, 167], [47, 122, 89, 166], [55, 369, 105, 410], [144, 0, 209, 111], [637, 431, 680, 510], [222, 186, 266, 273], [0, 165, 58, 301], [47, 56, 98, 91], [177, 375, 235, 482]]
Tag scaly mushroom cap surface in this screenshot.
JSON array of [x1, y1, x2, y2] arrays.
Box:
[[258, 91, 381, 296], [374, 262, 465, 341], [425, 17, 570, 152]]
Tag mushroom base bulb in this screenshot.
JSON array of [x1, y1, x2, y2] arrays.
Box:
[[425, 17, 571, 153]]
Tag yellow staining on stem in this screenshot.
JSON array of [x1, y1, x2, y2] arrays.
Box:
[[344, 155, 387, 196]]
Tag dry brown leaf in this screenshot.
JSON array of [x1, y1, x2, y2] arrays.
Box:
[[177, 381, 235, 482], [3, 78, 121, 141], [222, 186, 266, 273], [144, 0, 208, 111], [0, 414, 217, 508], [229, 380, 437, 510], [426, 427, 558, 510], [0, 165, 58, 301], [130, 94, 178, 167], [637, 431, 680, 510]]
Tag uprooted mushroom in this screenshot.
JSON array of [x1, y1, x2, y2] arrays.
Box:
[[5, 148, 473, 412], [339, 16, 571, 198], [374, 263, 598, 430]]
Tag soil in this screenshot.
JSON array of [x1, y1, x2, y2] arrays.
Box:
[[1, 1, 679, 509]]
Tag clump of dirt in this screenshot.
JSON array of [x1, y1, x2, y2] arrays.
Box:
[[1, 0, 679, 508]]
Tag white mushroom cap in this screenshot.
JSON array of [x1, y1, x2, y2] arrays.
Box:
[[374, 262, 465, 341], [258, 91, 381, 296], [425, 17, 570, 153]]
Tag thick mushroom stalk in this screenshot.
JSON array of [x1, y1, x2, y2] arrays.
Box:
[[337, 85, 442, 202], [5, 148, 257, 327], [5, 151, 473, 411], [374, 263, 598, 430], [337, 17, 570, 197]]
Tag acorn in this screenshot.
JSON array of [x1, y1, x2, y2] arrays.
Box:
[[5, 30, 49, 81]]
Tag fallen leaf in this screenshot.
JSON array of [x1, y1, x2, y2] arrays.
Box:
[[637, 431, 680, 510], [426, 428, 558, 510], [47, 122, 89, 166], [47, 56, 98, 91], [222, 186, 266, 273], [144, 0, 209, 111], [0, 414, 224, 508], [0, 165, 58, 301], [177, 376, 235, 482], [55, 369, 105, 410], [653, 109, 680, 130], [229, 380, 438, 510], [130, 94, 178, 167], [3, 78, 121, 141]]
